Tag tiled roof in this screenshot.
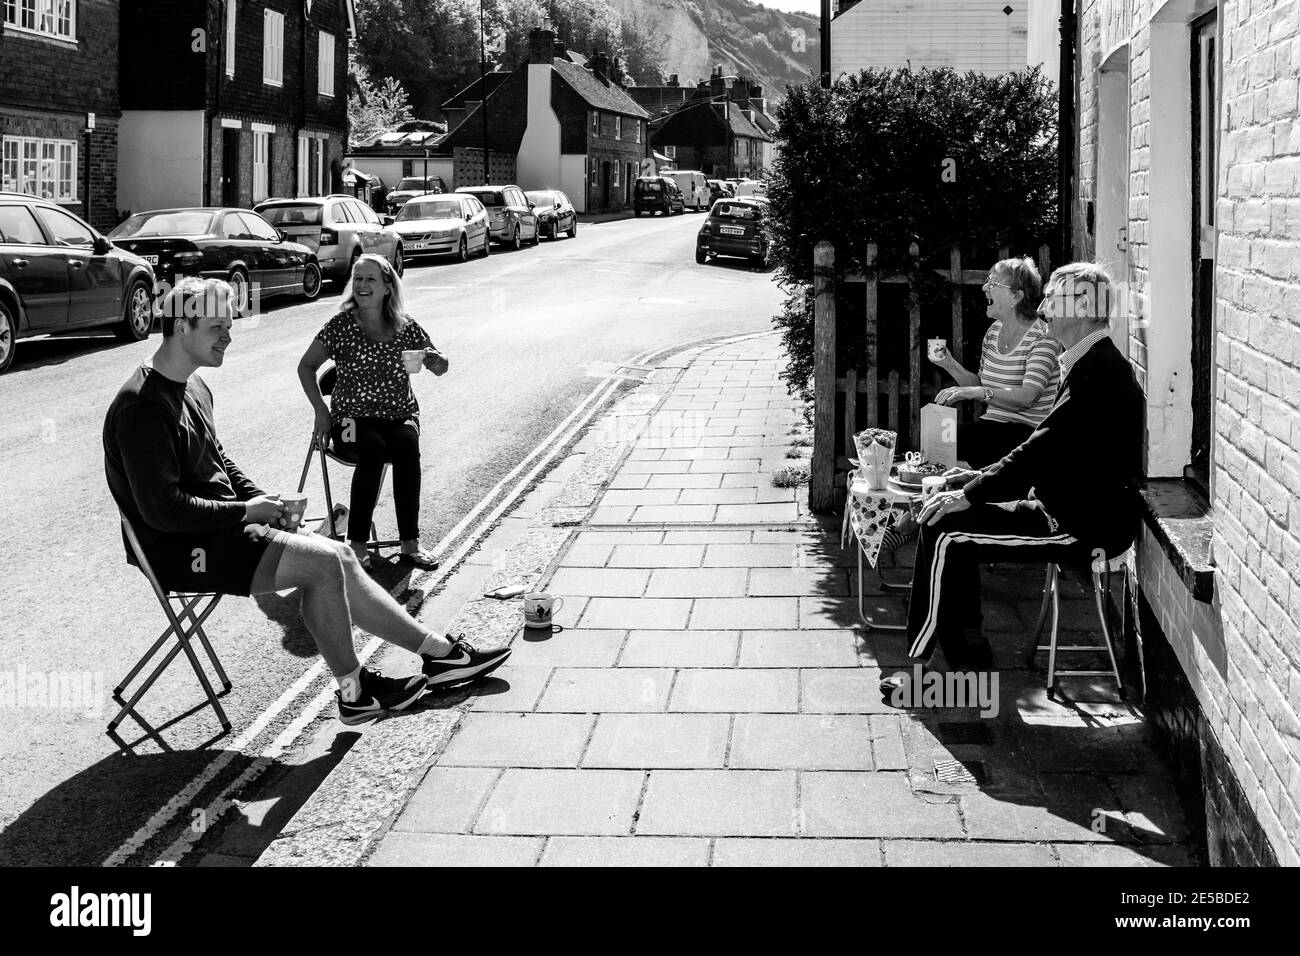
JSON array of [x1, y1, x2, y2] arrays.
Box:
[[724, 104, 770, 141], [552, 59, 650, 118], [441, 71, 513, 111]]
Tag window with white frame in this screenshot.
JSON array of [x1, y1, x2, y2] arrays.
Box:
[[2, 136, 76, 200], [664, 145, 676, 159], [614, 116, 621, 141], [612, 161, 619, 187], [318, 32, 335, 97], [263, 9, 285, 87], [591, 111, 598, 134], [225, 0, 236, 76], [4, 0, 75, 41], [253, 132, 270, 202], [634, 121, 641, 144]]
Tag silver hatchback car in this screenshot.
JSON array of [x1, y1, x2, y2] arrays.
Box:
[[255, 195, 404, 282]]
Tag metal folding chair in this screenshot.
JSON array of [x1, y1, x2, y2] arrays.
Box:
[[296, 364, 401, 553], [109, 514, 232, 734], [1026, 552, 1130, 700]]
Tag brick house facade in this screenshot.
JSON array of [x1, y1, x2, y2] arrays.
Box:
[[440, 29, 650, 214], [117, 0, 354, 217], [0, 0, 121, 232], [646, 70, 772, 180], [1072, 0, 1300, 865]]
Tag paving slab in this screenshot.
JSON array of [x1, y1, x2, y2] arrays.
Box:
[[609, 545, 704, 568], [583, 714, 730, 769], [730, 715, 874, 770], [690, 597, 799, 629], [800, 669, 899, 714], [712, 839, 882, 867], [537, 667, 674, 712], [578, 597, 692, 629], [882, 840, 1058, 866], [738, 630, 861, 668], [638, 770, 798, 836], [539, 837, 710, 867], [390, 767, 500, 834], [619, 630, 740, 667], [470, 666, 552, 713], [646, 568, 749, 598], [507, 630, 626, 668], [369, 833, 542, 867], [474, 769, 644, 836], [670, 669, 799, 712], [800, 772, 964, 838], [545, 567, 651, 597], [437, 713, 594, 767]]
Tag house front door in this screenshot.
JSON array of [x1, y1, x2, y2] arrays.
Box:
[[222, 129, 241, 207], [601, 161, 611, 209]]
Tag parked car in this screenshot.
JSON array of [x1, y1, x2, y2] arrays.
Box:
[[455, 185, 539, 249], [633, 176, 685, 217], [386, 175, 448, 216], [108, 207, 321, 312], [707, 179, 733, 203], [524, 190, 577, 240], [734, 180, 769, 201], [0, 192, 156, 373], [696, 198, 771, 267], [392, 193, 491, 261], [256, 195, 403, 283], [666, 171, 710, 211]]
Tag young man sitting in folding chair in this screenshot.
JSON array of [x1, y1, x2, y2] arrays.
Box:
[[103, 277, 509, 726], [881, 262, 1145, 694]]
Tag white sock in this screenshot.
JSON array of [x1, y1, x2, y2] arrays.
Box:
[[337, 665, 363, 702], [417, 632, 453, 658]]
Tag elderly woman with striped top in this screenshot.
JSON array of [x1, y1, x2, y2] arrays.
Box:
[[931, 256, 1060, 472]]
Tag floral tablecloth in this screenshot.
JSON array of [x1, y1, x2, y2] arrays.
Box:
[[842, 475, 917, 568]]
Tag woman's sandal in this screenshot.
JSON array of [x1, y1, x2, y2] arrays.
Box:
[[401, 548, 440, 570]]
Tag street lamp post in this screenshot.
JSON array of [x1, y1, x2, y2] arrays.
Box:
[[479, 0, 490, 184], [820, 0, 832, 88]]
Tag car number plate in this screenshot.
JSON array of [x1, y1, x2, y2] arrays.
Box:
[[142, 254, 159, 264], [409, 242, 429, 250], [721, 226, 745, 236]]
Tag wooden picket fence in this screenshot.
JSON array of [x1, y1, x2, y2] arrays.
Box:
[[809, 239, 1052, 513]]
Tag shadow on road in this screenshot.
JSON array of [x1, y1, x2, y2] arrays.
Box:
[[5, 333, 125, 374]]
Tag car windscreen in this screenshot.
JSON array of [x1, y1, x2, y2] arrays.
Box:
[[257, 204, 323, 226], [109, 210, 215, 238], [397, 178, 438, 191], [711, 203, 760, 221], [399, 199, 462, 220], [461, 191, 504, 207], [636, 180, 662, 192], [525, 191, 556, 206]]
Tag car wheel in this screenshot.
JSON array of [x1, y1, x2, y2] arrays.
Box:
[[530, 226, 540, 246], [480, 232, 491, 257], [566, 221, 577, 239], [393, 245, 405, 277], [457, 236, 469, 262], [695, 248, 707, 265], [0, 298, 17, 374], [301, 261, 323, 301], [228, 268, 250, 316], [510, 227, 521, 251], [114, 279, 154, 341]]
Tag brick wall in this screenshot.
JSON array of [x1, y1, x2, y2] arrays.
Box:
[[0, 0, 119, 115], [452, 147, 516, 189], [1076, 0, 1300, 866]]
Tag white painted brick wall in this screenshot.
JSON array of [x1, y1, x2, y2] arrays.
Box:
[[1078, 0, 1300, 864]]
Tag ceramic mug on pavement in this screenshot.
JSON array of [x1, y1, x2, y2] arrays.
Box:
[[524, 592, 564, 629]]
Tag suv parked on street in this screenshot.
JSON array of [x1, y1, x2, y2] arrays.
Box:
[[386, 175, 448, 216], [256, 195, 404, 282], [455, 185, 538, 250], [633, 176, 685, 217], [0, 192, 156, 374]]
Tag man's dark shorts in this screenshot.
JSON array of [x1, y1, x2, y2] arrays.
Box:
[[144, 524, 288, 596]]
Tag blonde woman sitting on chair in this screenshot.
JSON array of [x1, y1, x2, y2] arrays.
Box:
[[298, 254, 448, 570]]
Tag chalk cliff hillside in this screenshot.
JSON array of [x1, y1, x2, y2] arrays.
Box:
[[611, 0, 820, 102]]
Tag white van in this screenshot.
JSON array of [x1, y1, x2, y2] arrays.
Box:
[[667, 170, 710, 211], [733, 180, 768, 201]]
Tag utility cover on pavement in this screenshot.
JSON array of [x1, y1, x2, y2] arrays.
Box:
[[933, 759, 987, 786]]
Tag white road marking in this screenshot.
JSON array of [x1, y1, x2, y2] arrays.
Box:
[[104, 329, 766, 867]]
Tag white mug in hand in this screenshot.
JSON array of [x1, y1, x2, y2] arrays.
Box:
[[927, 338, 947, 362]]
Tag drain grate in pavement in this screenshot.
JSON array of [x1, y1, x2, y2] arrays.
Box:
[[933, 759, 987, 786], [937, 721, 994, 746]]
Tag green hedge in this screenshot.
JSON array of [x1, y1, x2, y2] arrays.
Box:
[[767, 67, 1059, 398]]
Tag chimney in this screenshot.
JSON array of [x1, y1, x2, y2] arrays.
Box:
[[591, 50, 611, 84], [553, 40, 570, 61], [709, 68, 726, 98], [728, 75, 748, 103], [667, 73, 679, 87], [528, 25, 555, 64]]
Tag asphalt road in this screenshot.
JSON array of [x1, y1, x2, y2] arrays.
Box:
[[0, 211, 784, 865]]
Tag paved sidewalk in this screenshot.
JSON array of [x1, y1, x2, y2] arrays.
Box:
[[358, 336, 1196, 867]]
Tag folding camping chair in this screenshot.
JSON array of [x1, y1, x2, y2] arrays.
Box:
[[1026, 551, 1130, 700], [296, 364, 402, 554], [109, 514, 233, 735]]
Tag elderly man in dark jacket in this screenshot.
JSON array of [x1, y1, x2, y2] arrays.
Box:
[[894, 262, 1145, 674]]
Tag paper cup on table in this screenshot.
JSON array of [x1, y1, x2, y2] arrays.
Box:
[[921, 476, 947, 500], [523, 592, 564, 629], [280, 493, 309, 531], [401, 350, 424, 374], [927, 338, 947, 361]]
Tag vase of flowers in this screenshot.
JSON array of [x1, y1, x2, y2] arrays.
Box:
[[852, 428, 896, 490]]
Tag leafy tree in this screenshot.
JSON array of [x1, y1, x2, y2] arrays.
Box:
[[348, 50, 416, 146]]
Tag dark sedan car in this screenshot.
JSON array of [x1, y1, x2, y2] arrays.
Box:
[[524, 190, 577, 240], [108, 207, 322, 313], [0, 192, 155, 374], [695, 198, 771, 267]]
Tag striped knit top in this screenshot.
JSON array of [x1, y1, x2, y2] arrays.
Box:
[[978, 319, 1061, 426]]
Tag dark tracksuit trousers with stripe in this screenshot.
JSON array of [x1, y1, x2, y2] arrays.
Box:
[[906, 336, 1146, 665]]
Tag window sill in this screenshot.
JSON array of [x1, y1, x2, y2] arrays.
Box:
[[1140, 478, 1216, 604], [3, 25, 78, 49]]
